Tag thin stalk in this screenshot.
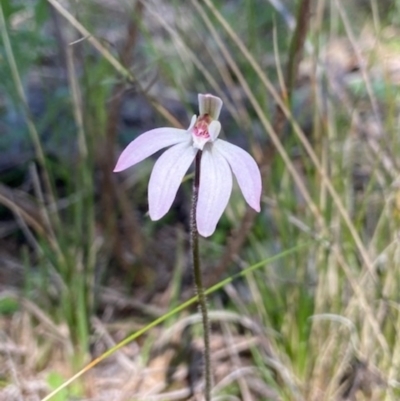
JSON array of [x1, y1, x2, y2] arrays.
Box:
[[191, 151, 212, 400]]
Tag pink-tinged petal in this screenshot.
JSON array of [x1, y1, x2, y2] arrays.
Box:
[[191, 131, 210, 150], [148, 142, 197, 220], [198, 94, 223, 120], [214, 139, 262, 212], [197, 146, 232, 237], [191, 115, 213, 150], [114, 128, 188, 172]]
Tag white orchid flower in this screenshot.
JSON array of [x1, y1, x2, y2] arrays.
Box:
[[114, 94, 262, 237]]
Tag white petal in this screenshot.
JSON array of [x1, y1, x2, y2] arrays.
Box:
[[208, 120, 221, 141], [197, 146, 232, 237], [149, 142, 197, 220], [188, 115, 197, 130], [198, 94, 223, 120], [114, 128, 188, 172], [214, 139, 262, 212]]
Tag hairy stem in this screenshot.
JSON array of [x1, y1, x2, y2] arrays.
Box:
[[191, 150, 212, 400]]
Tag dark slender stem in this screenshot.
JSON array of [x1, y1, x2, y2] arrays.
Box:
[[191, 150, 212, 400]]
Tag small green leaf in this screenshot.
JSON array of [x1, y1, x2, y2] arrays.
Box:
[[0, 297, 19, 315]]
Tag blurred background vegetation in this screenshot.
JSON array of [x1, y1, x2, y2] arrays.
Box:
[[1, 0, 400, 400]]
